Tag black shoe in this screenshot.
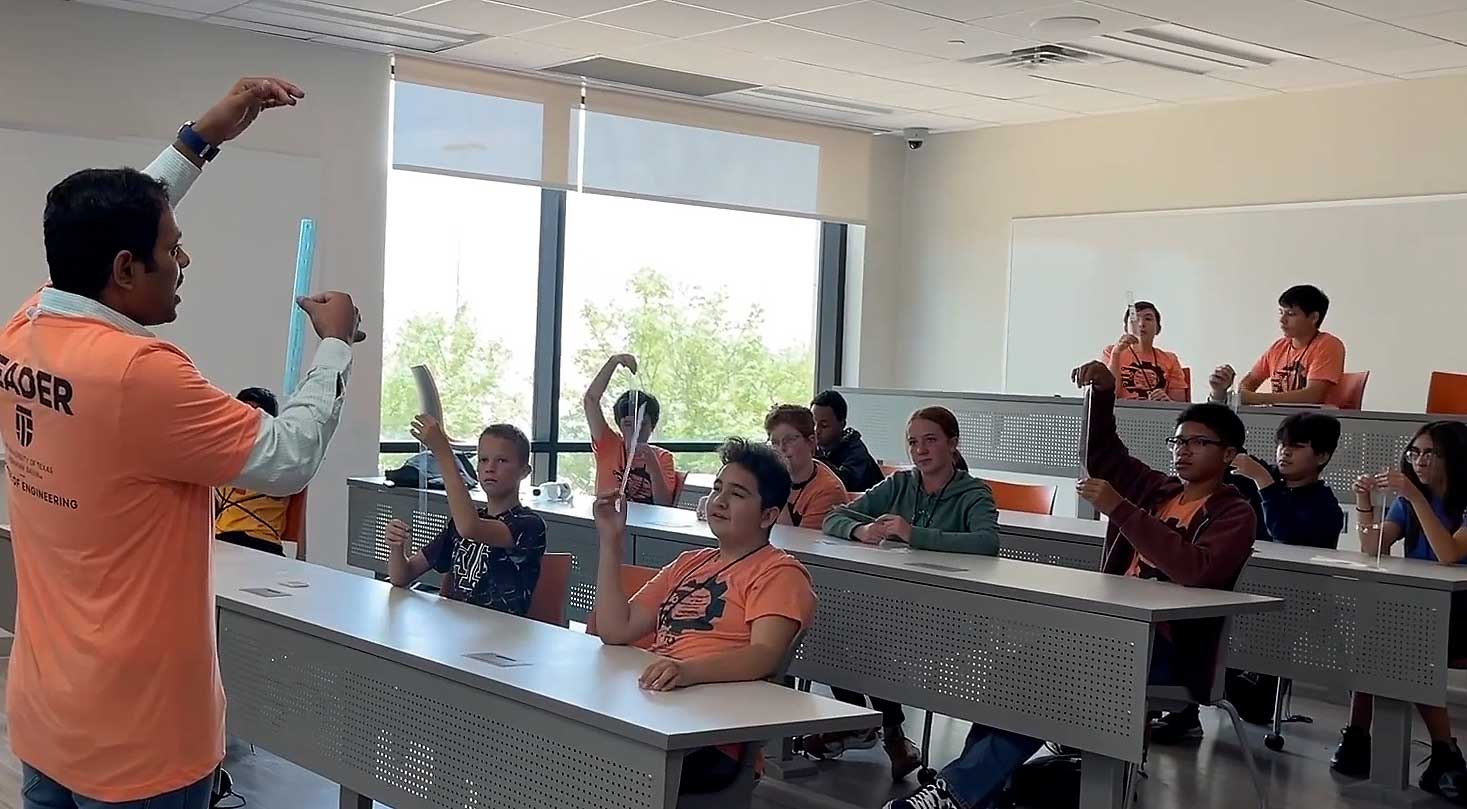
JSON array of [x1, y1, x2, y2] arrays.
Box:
[[1150, 706, 1203, 745], [1331, 726, 1371, 779], [1421, 739, 1467, 798]]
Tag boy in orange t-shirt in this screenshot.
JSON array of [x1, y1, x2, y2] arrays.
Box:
[[1099, 301, 1189, 402], [590, 438, 817, 795], [1209, 284, 1347, 406], [583, 353, 678, 505], [764, 404, 848, 529]]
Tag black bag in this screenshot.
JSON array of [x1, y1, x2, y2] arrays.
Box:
[[1000, 753, 1080, 809], [1224, 668, 1278, 726], [385, 450, 477, 491]]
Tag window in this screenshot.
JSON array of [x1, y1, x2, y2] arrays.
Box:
[[393, 82, 543, 182], [557, 192, 823, 454], [379, 169, 540, 446]]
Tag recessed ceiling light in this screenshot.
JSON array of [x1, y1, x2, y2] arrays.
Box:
[[1031, 16, 1102, 40]]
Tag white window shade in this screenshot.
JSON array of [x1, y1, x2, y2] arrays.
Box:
[[393, 82, 543, 183], [571, 110, 820, 216]]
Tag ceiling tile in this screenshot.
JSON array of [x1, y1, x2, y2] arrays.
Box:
[[112, 0, 244, 12], [618, 39, 787, 82], [968, 1, 1158, 40], [1031, 61, 1276, 101], [780, 2, 1034, 58], [312, 33, 400, 51], [681, 0, 860, 20], [854, 109, 993, 130], [589, 1, 752, 37], [717, 90, 878, 122], [1227, 21, 1443, 58], [1222, 59, 1389, 90], [1330, 42, 1467, 73], [931, 94, 1077, 121], [405, 0, 566, 34], [77, 0, 212, 17], [518, 0, 646, 17], [785, 71, 988, 107], [881, 59, 1049, 97], [1400, 9, 1467, 41], [208, 16, 316, 37], [1400, 64, 1467, 76], [688, 21, 937, 70], [518, 18, 667, 50], [442, 34, 590, 66], [1314, 0, 1467, 21], [883, 0, 1065, 24], [1102, 0, 1360, 38], [1021, 79, 1155, 111], [325, 0, 432, 13]]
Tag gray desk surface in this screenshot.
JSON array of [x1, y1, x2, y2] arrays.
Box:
[[458, 486, 1281, 624], [214, 542, 877, 751]]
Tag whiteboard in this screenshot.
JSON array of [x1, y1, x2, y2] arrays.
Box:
[[0, 125, 322, 399], [1005, 193, 1467, 413]]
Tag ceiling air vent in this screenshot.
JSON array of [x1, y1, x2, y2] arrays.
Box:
[[545, 58, 757, 97], [732, 86, 896, 117], [963, 44, 1107, 70], [219, 0, 482, 52]]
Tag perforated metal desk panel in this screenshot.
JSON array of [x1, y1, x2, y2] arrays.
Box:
[[836, 387, 1461, 506], [214, 542, 878, 809], [346, 479, 1280, 771]]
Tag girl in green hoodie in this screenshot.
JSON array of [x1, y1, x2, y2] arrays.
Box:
[[805, 406, 1000, 779]]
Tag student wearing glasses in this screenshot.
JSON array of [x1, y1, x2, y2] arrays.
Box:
[[887, 365, 1255, 809], [1332, 421, 1467, 799], [1101, 301, 1189, 402]]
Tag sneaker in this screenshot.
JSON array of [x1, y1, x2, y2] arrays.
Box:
[[1421, 739, 1467, 797], [884, 729, 924, 782], [1150, 706, 1203, 745], [1330, 726, 1371, 779], [884, 778, 958, 809], [802, 728, 880, 760]]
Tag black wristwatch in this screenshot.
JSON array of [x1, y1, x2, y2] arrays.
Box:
[[177, 121, 221, 163]]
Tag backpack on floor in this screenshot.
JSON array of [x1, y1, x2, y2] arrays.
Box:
[[999, 752, 1081, 809], [1224, 669, 1278, 726]]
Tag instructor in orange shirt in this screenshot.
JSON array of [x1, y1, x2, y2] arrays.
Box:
[[0, 78, 365, 809]]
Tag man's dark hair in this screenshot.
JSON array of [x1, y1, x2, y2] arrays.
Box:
[[1176, 403, 1246, 451], [236, 387, 280, 418], [479, 423, 531, 466], [44, 168, 172, 299], [1276, 412, 1340, 458], [811, 389, 848, 423], [720, 437, 791, 512], [1278, 284, 1330, 326], [613, 390, 661, 427], [1124, 301, 1161, 329], [765, 404, 816, 436]]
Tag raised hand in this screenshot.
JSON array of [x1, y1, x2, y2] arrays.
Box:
[[192, 77, 305, 146], [1071, 360, 1115, 392], [297, 292, 366, 344], [1209, 365, 1236, 397], [1076, 477, 1124, 516], [410, 414, 452, 455]]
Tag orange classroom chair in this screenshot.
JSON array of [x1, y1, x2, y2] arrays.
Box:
[[1332, 371, 1370, 411], [526, 553, 573, 628], [1427, 372, 1467, 415], [283, 488, 309, 561], [985, 480, 1056, 515], [586, 563, 660, 649]]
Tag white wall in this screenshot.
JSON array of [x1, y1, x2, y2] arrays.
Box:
[[865, 74, 1467, 395], [0, 0, 390, 570]]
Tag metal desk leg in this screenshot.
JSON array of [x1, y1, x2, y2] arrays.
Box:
[[338, 787, 371, 809], [1080, 752, 1128, 809], [1370, 697, 1413, 791]]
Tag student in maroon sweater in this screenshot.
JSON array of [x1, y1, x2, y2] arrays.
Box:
[[885, 361, 1257, 809]]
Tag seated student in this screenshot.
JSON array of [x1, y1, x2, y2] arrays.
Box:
[[887, 363, 1255, 809], [1332, 421, 1467, 799], [1228, 412, 1345, 548], [590, 437, 817, 795], [817, 406, 999, 781], [765, 404, 849, 529], [1101, 300, 1189, 402], [384, 416, 547, 616], [215, 387, 303, 558], [812, 389, 885, 493], [1209, 284, 1346, 406], [584, 353, 677, 505]]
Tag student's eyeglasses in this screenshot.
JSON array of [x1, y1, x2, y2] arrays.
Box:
[[1404, 447, 1440, 462], [1166, 436, 1226, 452]]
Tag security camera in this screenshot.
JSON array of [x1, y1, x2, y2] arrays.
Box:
[[903, 127, 929, 150]]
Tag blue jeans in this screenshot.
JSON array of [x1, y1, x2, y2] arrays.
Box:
[[21, 765, 214, 809], [938, 637, 1180, 809]]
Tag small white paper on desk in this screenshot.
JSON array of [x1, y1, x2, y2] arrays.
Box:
[[1308, 556, 1371, 569], [241, 587, 290, 598]]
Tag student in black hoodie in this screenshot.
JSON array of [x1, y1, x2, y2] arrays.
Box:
[[811, 389, 885, 493], [1230, 412, 1345, 548]]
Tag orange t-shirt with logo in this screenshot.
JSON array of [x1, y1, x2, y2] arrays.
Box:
[[1125, 493, 1210, 579], [592, 431, 677, 504], [779, 461, 848, 530], [0, 296, 261, 801], [1100, 344, 1187, 401], [1247, 333, 1347, 404]]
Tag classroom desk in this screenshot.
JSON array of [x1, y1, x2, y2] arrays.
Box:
[[347, 479, 1280, 809], [836, 386, 1463, 507], [0, 524, 878, 809]]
